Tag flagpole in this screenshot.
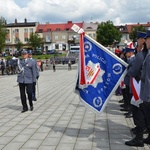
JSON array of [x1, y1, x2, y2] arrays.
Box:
[[79, 32, 86, 85]]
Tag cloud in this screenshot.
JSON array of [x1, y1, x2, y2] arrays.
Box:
[[1, 0, 150, 25]]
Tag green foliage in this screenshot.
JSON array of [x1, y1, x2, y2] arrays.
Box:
[[96, 20, 122, 46], [15, 41, 23, 50], [28, 33, 44, 50], [0, 16, 7, 53], [129, 25, 146, 42], [30, 54, 65, 60]]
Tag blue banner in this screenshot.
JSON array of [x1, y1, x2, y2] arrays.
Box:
[[76, 34, 128, 113]]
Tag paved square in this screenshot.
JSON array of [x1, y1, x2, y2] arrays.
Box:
[[0, 64, 149, 150]]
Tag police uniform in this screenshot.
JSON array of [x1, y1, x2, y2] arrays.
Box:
[[28, 50, 39, 101], [121, 48, 135, 113], [125, 32, 148, 147], [17, 50, 37, 113], [140, 47, 150, 144]]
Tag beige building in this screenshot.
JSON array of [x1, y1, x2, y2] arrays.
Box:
[[5, 18, 38, 54], [83, 22, 98, 40]]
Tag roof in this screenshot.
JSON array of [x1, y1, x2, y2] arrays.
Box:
[[115, 25, 128, 33], [6, 22, 37, 27], [126, 22, 150, 33], [83, 22, 98, 30], [36, 21, 84, 32]]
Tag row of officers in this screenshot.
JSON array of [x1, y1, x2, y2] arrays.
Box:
[[117, 31, 150, 147]]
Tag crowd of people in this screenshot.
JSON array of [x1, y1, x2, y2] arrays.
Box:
[[115, 31, 150, 147]]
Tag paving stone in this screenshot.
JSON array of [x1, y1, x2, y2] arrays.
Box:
[[0, 68, 144, 150]]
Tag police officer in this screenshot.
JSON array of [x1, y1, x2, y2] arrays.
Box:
[[120, 47, 135, 115], [125, 31, 148, 147], [139, 30, 150, 145], [28, 50, 39, 101], [17, 50, 37, 113]]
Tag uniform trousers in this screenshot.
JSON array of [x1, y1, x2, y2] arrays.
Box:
[[124, 85, 132, 108], [140, 102, 150, 133], [32, 82, 36, 100], [19, 83, 33, 110], [131, 104, 147, 133]]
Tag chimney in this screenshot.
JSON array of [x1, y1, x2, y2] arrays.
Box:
[[15, 18, 17, 23], [68, 21, 72, 24], [24, 18, 27, 23]]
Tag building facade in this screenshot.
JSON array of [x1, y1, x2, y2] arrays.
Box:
[[5, 18, 38, 54], [4, 19, 150, 55]]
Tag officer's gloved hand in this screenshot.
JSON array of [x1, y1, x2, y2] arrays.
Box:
[[36, 76, 39, 80]]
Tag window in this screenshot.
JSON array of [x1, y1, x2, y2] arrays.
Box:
[[55, 35, 58, 40], [24, 28, 28, 33], [55, 44, 59, 49], [93, 33, 96, 38], [88, 33, 92, 37], [15, 29, 19, 33], [24, 38, 28, 42], [62, 35, 66, 40], [29, 28, 33, 33], [6, 29, 9, 33], [45, 35, 51, 42], [6, 38, 10, 43], [15, 37, 20, 42], [62, 44, 66, 50]]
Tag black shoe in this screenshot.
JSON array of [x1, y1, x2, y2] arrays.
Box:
[[125, 138, 144, 147], [30, 106, 34, 111], [21, 109, 28, 113], [120, 104, 125, 108], [125, 111, 132, 118], [143, 136, 150, 144], [120, 108, 129, 111], [33, 98, 37, 101], [119, 99, 124, 103], [125, 113, 132, 118]]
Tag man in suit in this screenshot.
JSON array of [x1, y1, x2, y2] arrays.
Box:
[[28, 50, 39, 101], [17, 50, 37, 113]]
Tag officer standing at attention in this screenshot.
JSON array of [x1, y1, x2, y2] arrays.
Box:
[[139, 30, 150, 145], [125, 31, 148, 147], [28, 50, 39, 101], [17, 50, 36, 113]]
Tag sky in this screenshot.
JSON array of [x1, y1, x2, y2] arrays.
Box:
[[0, 0, 150, 25]]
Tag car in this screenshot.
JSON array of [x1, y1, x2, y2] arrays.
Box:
[[47, 50, 55, 54], [47, 49, 59, 54]]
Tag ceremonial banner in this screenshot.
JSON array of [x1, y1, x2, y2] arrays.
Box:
[[75, 33, 128, 113]]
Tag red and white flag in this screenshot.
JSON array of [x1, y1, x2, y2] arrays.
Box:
[[130, 77, 143, 107]]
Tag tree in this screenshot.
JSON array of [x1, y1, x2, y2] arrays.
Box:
[[129, 25, 145, 42], [0, 16, 7, 53], [28, 33, 44, 50], [15, 41, 23, 51], [96, 20, 122, 46]]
